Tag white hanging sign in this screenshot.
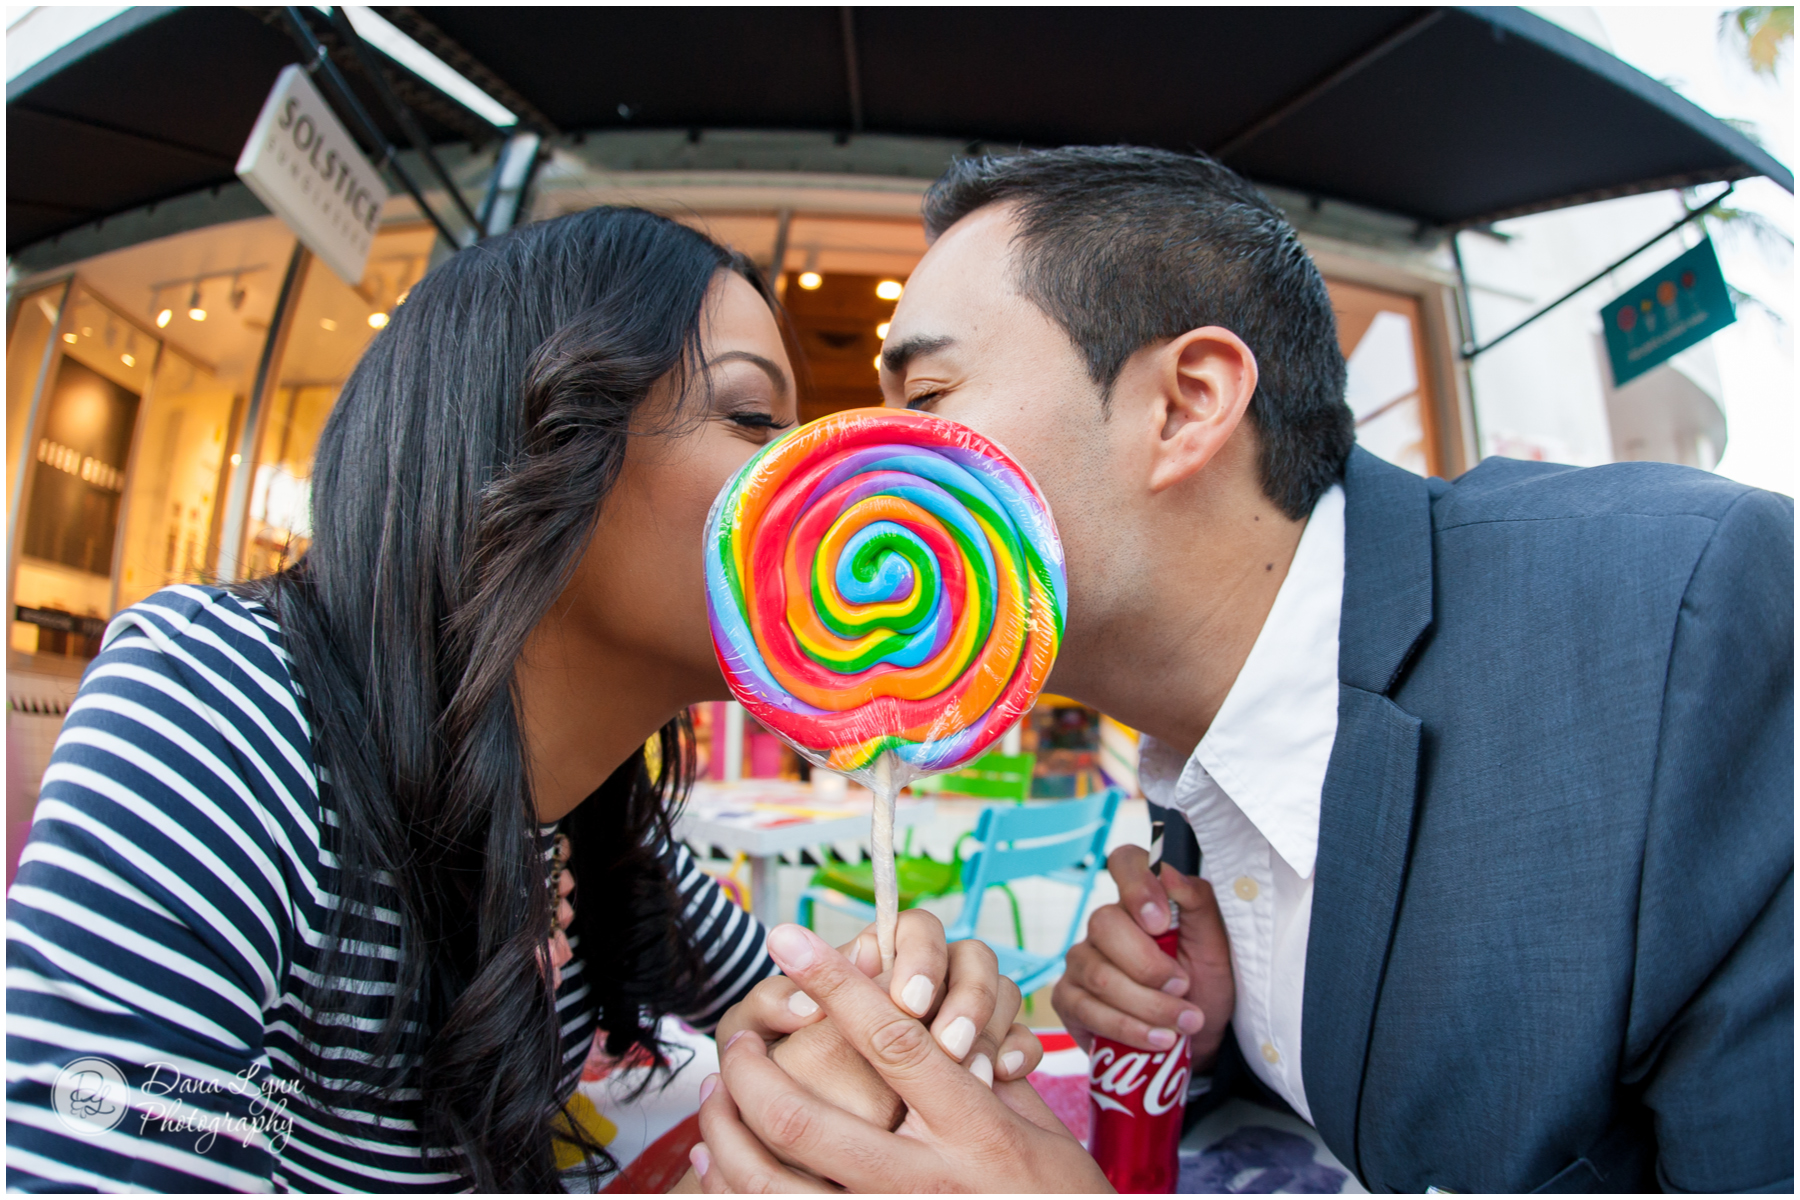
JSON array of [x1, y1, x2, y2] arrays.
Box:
[[236, 65, 388, 286]]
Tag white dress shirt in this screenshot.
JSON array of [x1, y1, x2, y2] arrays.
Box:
[[1138, 484, 1345, 1126]]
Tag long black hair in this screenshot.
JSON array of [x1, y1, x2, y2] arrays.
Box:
[[240, 207, 763, 1189]]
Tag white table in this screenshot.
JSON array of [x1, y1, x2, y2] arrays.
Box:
[[675, 780, 935, 922]]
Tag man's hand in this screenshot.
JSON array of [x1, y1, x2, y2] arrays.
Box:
[[1053, 845, 1234, 1070], [689, 924, 1110, 1194]]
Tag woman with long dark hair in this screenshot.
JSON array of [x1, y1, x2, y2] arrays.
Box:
[[5, 207, 1039, 1192]]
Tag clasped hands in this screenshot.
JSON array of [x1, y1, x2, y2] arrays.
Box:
[[688, 848, 1237, 1192], [685, 909, 1110, 1193]]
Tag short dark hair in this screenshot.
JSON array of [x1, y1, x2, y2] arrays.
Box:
[[922, 146, 1352, 519]]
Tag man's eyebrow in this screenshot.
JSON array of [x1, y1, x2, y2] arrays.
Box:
[[880, 334, 955, 375], [705, 350, 791, 398]]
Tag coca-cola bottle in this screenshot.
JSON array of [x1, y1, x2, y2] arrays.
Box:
[[1087, 825, 1188, 1192]]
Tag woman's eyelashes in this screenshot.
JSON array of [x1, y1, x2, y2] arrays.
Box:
[[726, 409, 794, 438], [905, 390, 945, 411]]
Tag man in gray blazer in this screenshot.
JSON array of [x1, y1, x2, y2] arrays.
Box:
[[691, 145, 1791, 1193], [967, 148, 1791, 1192]]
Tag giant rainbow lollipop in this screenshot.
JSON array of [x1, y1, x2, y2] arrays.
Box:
[[705, 408, 1066, 969]]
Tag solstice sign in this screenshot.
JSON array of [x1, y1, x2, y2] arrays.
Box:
[[236, 65, 388, 286], [1601, 237, 1736, 388]]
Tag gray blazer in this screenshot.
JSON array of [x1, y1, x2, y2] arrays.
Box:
[[1160, 447, 1793, 1193]]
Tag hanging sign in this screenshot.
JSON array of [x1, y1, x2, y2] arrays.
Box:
[[1601, 237, 1736, 388], [236, 65, 387, 286]]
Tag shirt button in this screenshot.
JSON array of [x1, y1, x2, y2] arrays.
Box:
[[1261, 1042, 1281, 1064], [1233, 876, 1259, 901]]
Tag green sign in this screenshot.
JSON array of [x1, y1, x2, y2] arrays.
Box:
[[1602, 237, 1736, 388]]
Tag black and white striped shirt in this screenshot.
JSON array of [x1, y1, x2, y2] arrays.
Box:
[[6, 586, 775, 1191]]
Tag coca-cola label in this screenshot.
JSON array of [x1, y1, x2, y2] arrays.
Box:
[[1088, 1037, 1190, 1117]]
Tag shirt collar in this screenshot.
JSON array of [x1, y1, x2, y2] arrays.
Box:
[[1143, 484, 1345, 879]]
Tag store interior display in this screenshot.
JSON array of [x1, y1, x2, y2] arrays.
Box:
[[23, 357, 138, 578], [11, 290, 153, 659], [1024, 699, 1107, 799]]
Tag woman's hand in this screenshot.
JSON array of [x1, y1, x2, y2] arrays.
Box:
[[712, 911, 1044, 1129], [691, 924, 1104, 1194]]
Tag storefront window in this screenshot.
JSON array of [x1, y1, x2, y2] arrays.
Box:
[[9, 217, 301, 661], [240, 225, 436, 578], [1328, 279, 1438, 477], [113, 347, 242, 610], [780, 271, 896, 422], [6, 283, 68, 510], [11, 289, 155, 658]]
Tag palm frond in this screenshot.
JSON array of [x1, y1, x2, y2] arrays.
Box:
[[1719, 6, 1794, 76]]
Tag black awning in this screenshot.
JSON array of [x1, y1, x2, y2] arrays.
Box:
[[8, 6, 1792, 256], [6, 6, 494, 253]]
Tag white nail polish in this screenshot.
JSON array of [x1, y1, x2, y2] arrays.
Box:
[[999, 1049, 1025, 1077], [787, 990, 819, 1017], [969, 1052, 994, 1086], [900, 973, 934, 1016], [939, 1015, 976, 1060], [845, 940, 859, 968]]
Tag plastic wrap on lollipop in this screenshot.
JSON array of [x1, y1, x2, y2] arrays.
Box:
[[704, 408, 1067, 967], [705, 408, 1066, 784]]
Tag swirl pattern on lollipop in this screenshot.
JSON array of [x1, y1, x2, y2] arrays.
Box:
[[706, 408, 1066, 775]]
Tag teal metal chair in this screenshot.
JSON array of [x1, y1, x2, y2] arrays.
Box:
[[797, 827, 995, 938], [944, 788, 1123, 996], [799, 750, 1036, 934]]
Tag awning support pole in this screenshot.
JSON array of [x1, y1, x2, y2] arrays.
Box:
[[476, 131, 543, 238], [768, 207, 793, 291], [1461, 183, 1734, 359], [1448, 232, 1485, 459], [325, 6, 485, 243], [279, 6, 462, 250], [840, 8, 864, 134]]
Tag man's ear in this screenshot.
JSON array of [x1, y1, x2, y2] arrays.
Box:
[[1145, 327, 1258, 494]]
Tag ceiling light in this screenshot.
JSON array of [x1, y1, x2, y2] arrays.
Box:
[[155, 309, 172, 328], [187, 284, 205, 322], [876, 321, 891, 339], [368, 312, 389, 329], [121, 354, 135, 367], [798, 271, 823, 290], [62, 333, 76, 344], [320, 318, 338, 332], [873, 354, 884, 371], [875, 280, 903, 301]]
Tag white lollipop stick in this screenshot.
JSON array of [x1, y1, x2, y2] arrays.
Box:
[[871, 752, 899, 974]]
